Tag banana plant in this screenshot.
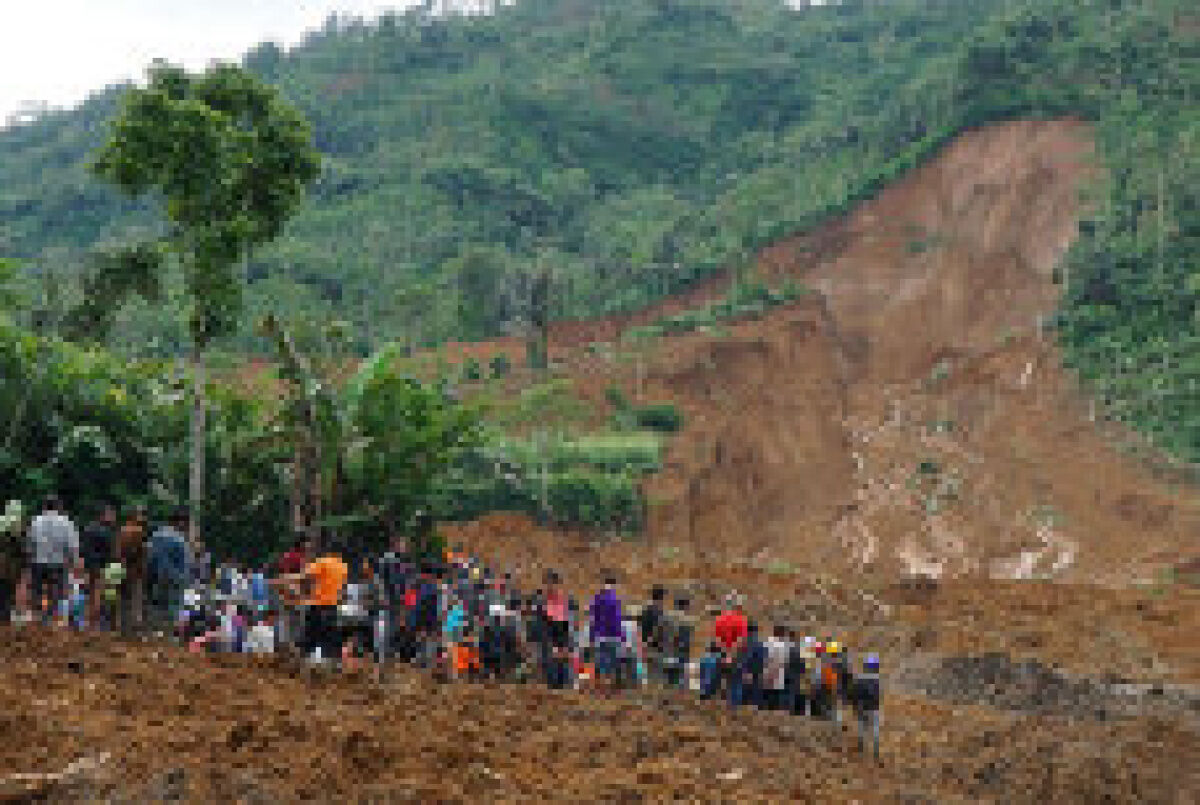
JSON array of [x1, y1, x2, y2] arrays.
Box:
[[259, 313, 482, 557]]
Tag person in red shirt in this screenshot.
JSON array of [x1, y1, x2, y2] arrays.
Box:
[[714, 594, 749, 653], [713, 594, 749, 699]]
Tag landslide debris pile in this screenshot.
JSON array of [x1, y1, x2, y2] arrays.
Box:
[[518, 119, 1196, 586], [0, 627, 1196, 804]]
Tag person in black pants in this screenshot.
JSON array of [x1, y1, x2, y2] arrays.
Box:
[[304, 603, 339, 661], [80, 505, 116, 629], [785, 628, 810, 716]]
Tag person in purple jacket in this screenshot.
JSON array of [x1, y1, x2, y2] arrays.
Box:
[[590, 573, 624, 696]]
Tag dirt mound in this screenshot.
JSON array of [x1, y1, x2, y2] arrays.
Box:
[[509, 119, 1197, 586], [1, 627, 1195, 803]]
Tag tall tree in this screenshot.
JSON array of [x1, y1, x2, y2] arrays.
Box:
[[89, 61, 320, 546]]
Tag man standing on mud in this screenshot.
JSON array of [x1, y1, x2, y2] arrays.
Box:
[[26, 496, 79, 624], [850, 654, 882, 760], [714, 594, 749, 698], [115, 507, 148, 635], [148, 509, 191, 632], [376, 533, 414, 665], [80, 504, 117, 630], [639, 585, 668, 684], [590, 573, 624, 696], [272, 537, 348, 663]]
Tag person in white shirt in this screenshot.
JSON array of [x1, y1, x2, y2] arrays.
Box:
[[762, 624, 793, 711], [26, 496, 79, 623]]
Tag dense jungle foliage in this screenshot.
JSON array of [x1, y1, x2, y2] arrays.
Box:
[[0, 0, 1195, 544]]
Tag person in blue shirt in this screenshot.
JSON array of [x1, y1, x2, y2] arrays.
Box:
[[148, 510, 190, 630]]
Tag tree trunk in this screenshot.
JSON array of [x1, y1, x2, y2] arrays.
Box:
[[311, 434, 324, 553], [527, 266, 552, 371], [189, 343, 206, 547]]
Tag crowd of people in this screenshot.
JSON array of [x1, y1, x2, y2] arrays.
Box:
[[0, 497, 883, 758]]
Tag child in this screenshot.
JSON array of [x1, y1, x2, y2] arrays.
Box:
[[65, 560, 88, 631]]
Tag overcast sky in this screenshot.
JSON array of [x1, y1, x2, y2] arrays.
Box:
[[0, 1, 428, 126]]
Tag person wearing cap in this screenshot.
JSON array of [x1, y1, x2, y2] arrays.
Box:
[[850, 654, 882, 759], [824, 641, 845, 725]]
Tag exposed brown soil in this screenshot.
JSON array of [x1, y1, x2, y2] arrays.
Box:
[[1, 627, 1195, 804], [454, 120, 1198, 588]]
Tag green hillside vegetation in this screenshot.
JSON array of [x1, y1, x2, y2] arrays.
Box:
[[0, 0, 1196, 474]]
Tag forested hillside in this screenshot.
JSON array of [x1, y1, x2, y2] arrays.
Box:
[[0, 0, 1196, 462]]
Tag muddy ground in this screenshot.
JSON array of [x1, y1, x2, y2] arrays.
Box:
[[0, 626, 1195, 803]]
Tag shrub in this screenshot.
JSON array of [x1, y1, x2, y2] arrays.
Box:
[[462, 356, 482, 381], [544, 468, 644, 532]]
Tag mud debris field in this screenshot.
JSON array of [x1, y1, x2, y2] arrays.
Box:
[[0, 625, 1196, 803]]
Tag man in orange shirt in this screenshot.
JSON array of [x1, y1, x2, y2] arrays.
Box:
[[272, 538, 348, 663]]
